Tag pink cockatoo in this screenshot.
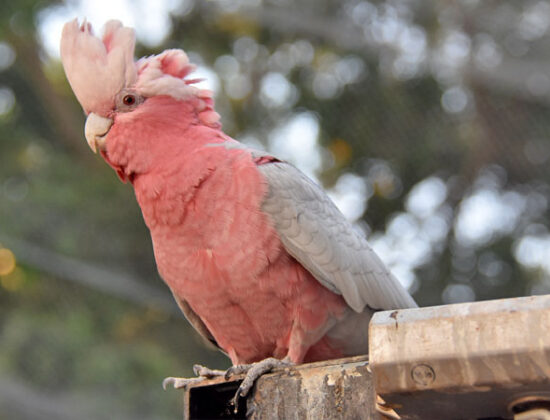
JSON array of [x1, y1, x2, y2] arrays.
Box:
[[60, 19, 417, 402]]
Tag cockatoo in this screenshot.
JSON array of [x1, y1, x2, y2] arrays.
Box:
[[60, 19, 417, 404]]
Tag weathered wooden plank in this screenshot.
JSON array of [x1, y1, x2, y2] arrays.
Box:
[[181, 295, 550, 419], [182, 355, 380, 420], [369, 295, 550, 420]]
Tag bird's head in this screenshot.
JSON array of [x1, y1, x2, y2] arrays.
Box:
[[60, 19, 220, 181]]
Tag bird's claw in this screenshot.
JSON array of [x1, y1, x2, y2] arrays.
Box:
[[228, 357, 292, 412], [162, 376, 205, 390], [224, 363, 252, 380], [230, 385, 245, 409], [163, 364, 227, 391], [193, 364, 226, 378], [164, 357, 291, 415]]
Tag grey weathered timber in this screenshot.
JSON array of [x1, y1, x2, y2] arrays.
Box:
[[369, 294, 550, 420], [182, 355, 379, 420]]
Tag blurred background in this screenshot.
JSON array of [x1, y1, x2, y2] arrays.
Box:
[[2, 0, 550, 418]]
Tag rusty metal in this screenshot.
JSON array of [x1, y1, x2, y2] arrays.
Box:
[[181, 355, 380, 420], [369, 294, 550, 420]]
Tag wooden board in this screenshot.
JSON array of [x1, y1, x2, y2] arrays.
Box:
[[182, 355, 380, 420], [369, 295, 550, 419]]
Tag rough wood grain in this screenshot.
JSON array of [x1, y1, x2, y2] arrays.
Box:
[[369, 294, 550, 420], [182, 355, 380, 420]]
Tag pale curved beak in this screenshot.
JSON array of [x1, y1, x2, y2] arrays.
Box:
[[84, 113, 113, 153]]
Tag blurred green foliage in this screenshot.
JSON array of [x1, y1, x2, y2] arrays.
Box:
[[2, 0, 550, 418]]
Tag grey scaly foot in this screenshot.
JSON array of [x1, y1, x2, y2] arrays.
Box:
[[162, 376, 205, 390], [162, 364, 227, 390], [163, 357, 291, 412], [193, 364, 226, 378], [227, 357, 292, 409]]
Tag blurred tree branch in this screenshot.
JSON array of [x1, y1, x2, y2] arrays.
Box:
[[1, 235, 179, 315], [5, 27, 90, 160]]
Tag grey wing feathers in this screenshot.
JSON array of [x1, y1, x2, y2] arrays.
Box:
[[258, 161, 417, 313], [170, 291, 223, 352]]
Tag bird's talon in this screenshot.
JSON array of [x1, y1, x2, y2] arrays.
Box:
[[162, 376, 186, 390], [162, 376, 205, 390], [162, 377, 175, 390], [230, 394, 240, 413], [225, 363, 252, 379], [228, 383, 247, 412], [192, 364, 226, 378], [192, 364, 202, 376], [224, 366, 238, 380]]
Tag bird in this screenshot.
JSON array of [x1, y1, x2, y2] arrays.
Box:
[[60, 19, 417, 404]]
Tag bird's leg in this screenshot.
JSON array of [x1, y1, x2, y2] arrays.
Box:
[[162, 364, 227, 390], [226, 357, 293, 409]]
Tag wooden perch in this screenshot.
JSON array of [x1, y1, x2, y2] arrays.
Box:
[[370, 294, 550, 420], [182, 355, 377, 419], [179, 295, 550, 419]]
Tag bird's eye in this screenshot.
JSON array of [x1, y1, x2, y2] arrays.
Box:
[[116, 90, 143, 112], [122, 95, 136, 106]]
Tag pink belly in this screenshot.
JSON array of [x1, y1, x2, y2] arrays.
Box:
[[166, 247, 347, 364], [142, 149, 349, 364]]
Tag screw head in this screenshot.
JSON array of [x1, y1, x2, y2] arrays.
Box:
[[411, 364, 436, 387]]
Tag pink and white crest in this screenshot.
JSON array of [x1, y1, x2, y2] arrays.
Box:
[[60, 19, 137, 115], [60, 19, 215, 118], [136, 49, 201, 99]]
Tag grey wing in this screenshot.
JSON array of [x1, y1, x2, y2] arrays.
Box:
[[170, 291, 224, 352], [258, 161, 417, 313]]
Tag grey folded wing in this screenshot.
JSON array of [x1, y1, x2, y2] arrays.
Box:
[[258, 161, 417, 313], [170, 292, 223, 352]]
